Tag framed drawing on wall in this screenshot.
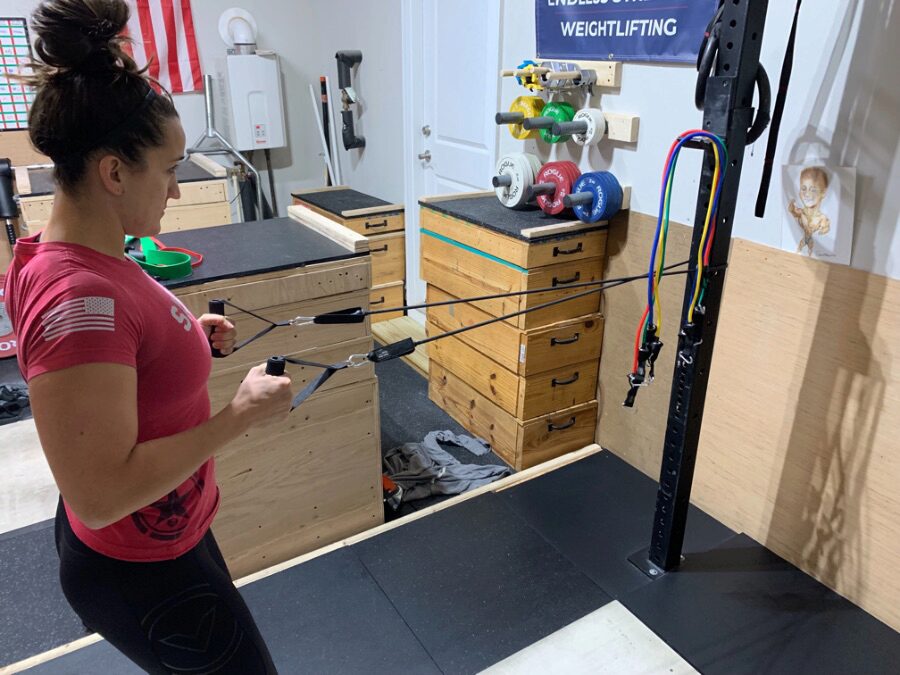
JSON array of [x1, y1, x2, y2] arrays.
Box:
[[782, 163, 856, 265]]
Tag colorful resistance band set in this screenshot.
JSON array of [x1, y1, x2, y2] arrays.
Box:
[[626, 130, 728, 406]]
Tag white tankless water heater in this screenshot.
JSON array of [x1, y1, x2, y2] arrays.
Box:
[[214, 9, 286, 151]]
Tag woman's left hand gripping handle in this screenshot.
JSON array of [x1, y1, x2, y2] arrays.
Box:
[[208, 300, 227, 358]]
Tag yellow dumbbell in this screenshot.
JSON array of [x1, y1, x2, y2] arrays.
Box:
[[494, 96, 545, 141]]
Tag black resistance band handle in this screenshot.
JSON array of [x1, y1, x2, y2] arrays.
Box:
[[208, 300, 226, 358], [266, 356, 286, 376], [314, 307, 366, 324], [368, 338, 416, 363]]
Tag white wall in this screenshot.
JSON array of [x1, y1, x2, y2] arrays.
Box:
[[500, 0, 900, 280], [5, 0, 406, 213], [183, 0, 406, 210]]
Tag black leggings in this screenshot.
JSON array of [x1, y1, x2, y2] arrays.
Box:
[[55, 501, 277, 674]]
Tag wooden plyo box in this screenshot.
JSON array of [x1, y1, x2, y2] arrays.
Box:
[[420, 194, 612, 468], [429, 362, 597, 470], [14, 159, 232, 235], [421, 227, 603, 330], [427, 286, 604, 377], [293, 187, 406, 324], [427, 329, 599, 420], [173, 254, 383, 579]]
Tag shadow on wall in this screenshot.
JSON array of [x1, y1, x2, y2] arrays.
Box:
[[770, 0, 898, 602]]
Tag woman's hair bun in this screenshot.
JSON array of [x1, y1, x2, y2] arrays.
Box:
[[30, 0, 132, 73]]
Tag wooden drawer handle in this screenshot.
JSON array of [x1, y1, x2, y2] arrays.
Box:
[[552, 372, 580, 387], [370, 245, 389, 253], [553, 242, 583, 256], [370, 296, 386, 305], [551, 332, 580, 346], [552, 272, 581, 287], [548, 417, 577, 432], [365, 219, 389, 229]]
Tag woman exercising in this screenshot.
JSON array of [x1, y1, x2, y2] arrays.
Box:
[[4, 1, 291, 671]]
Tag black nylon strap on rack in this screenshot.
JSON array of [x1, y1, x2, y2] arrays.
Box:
[[755, 0, 803, 217]]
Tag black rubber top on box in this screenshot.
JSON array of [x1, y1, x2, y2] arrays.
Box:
[[292, 188, 401, 217], [420, 196, 605, 242], [24, 161, 220, 197], [155, 217, 366, 289]]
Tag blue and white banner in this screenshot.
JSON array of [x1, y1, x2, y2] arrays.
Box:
[[536, 0, 719, 64]]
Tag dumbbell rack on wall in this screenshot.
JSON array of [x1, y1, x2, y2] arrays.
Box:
[[419, 59, 639, 471]]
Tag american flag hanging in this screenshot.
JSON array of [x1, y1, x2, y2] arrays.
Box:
[[123, 0, 203, 94]]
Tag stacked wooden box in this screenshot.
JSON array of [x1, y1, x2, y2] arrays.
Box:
[[292, 187, 405, 323], [420, 193, 608, 471], [13, 158, 232, 235], [163, 216, 382, 578]]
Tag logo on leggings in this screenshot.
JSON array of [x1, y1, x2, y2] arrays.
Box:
[[132, 475, 204, 541], [143, 583, 244, 673]]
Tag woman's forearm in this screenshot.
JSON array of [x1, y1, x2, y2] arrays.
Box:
[[81, 404, 248, 529]]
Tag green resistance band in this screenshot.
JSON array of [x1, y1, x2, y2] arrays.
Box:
[[125, 236, 193, 280]]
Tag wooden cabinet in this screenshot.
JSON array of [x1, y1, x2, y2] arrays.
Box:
[[162, 218, 382, 578], [13, 158, 232, 236], [292, 187, 405, 323], [420, 193, 611, 470]]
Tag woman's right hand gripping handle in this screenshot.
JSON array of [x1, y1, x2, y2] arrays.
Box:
[[228, 358, 293, 430]]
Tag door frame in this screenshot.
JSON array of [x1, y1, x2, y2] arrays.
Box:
[[401, 0, 427, 320], [401, 0, 503, 320]]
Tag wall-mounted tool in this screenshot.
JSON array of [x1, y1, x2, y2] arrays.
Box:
[[336, 50, 366, 150], [0, 159, 18, 247]]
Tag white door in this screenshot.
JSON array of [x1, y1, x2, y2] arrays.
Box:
[[402, 0, 502, 317]]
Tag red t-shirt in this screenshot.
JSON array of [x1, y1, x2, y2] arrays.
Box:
[[4, 234, 219, 561]]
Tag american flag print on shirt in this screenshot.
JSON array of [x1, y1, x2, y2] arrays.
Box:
[[42, 297, 115, 341]]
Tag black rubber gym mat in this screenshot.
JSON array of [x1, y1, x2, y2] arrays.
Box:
[[621, 533, 900, 674], [498, 450, 736, 599], [158, 218, 367, 289], [292, 188, 398, 217], [0, 520, 86, 667], [28, 547, 442, 674], [420, 196, 605, 243], [354, 494, 612, 674], [0, 353, 495, 668], [24, 161, 219, 197]]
